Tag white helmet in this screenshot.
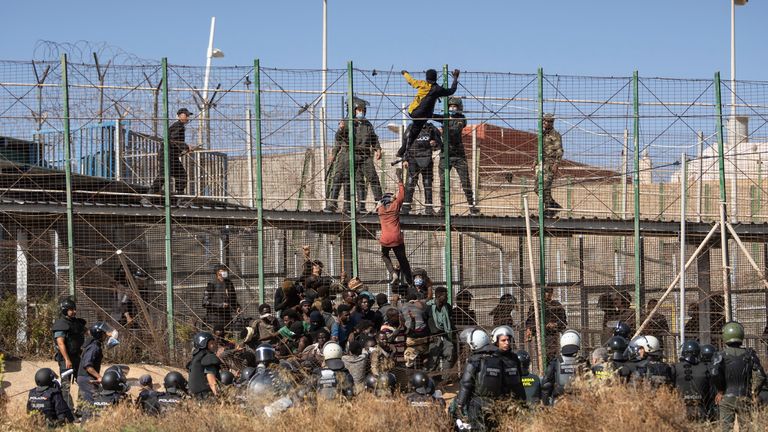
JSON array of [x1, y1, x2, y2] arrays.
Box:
[[559, 330, 581, 356], [636, 335, 661, 354], [463, 328, 490, 351], [559, 329, 581, 349], [322, 342, 343, 360], [491, 325, 515, 345]]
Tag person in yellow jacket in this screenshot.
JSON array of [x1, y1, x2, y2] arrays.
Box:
[[397, 68, 460, 157]]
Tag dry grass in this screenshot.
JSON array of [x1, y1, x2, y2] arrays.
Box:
[[2, 379, 767, 432]]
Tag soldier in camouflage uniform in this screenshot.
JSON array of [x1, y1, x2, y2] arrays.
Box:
[[535, 113, 563, 216], [434, 97, 479, 215], [324, 98, 382, 213]]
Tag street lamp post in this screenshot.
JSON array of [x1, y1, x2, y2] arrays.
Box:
[[730, 0, 747, 221], [202, 16, 225, 149]]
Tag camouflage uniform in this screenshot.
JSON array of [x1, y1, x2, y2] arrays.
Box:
[[535, 114, 563, 215], [325, 117, 382, 212], [435, 97, 476, 215]]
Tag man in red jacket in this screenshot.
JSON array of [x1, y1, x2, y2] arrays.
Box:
[[377, 168, 413, 286]]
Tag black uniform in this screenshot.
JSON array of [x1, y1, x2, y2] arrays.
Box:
[[326, 119, 382, 212], [137, 388, 160, 415], [150, 120, 189, 195], [156, 390, 187, 413], [76, 337, 104, 403], [51, 314, 86, 409], [81, 389, 128, 421], [434, 111, 474, 212], [312, 360, 355, 401], [26, 385, 74, 427], [188, 348, 222, 399], [399, 122, 442, 214], [497, 350, 528, 402], [541, 354, 586, 404], [672, 359, 714, 421], [455, 345, 509, 432], [406, 392, 444, 409], [203, 276, 239, 330], [711, 345, 767, 431], [644, 357, 674, 388], [402, 73, 458, 153]]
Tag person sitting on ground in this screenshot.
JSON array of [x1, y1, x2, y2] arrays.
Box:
[[136, 374, 160, 415], [276, 309, 305, 354], [27, 368, 74, 427]]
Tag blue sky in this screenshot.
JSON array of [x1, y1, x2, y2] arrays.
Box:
[[3, 0, 766, 79]]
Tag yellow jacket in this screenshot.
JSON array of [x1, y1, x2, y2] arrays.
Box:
[[403, 72, 433, 114]]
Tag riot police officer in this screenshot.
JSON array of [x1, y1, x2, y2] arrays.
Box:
[[364, 372, 398, 398], [406, 371, 445, 408], [76, 322, 116, 403], [433, 96, 478, 215], [454, 328, 504, 432], [710, 321, 767, 431], [636, 335, 673, 387], [541, 329, 586, 405], [51, 297, 86, 409], [312, 342, 355, 401], [490, 325, 526, 403], [187, 331, 221, 400], [247, 345, 295, 415], [517, 350, 543, 407], [672, 340, 714, 421], [399, 121, 442, 215], [156, 372, 189, 414], [86, 368, 130, 419], [606, 336, 634, 381], [26, 368, 74, 427]]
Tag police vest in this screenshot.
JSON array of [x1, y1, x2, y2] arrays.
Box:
[[674, 361, 710, 405], [51, 317, 86, 362], [157, 392, 185, 412], [92, 391, 123, 408], [188, 350, 220, 395], [316, 368, 347, 400], [27, 388, 56, 419], [719, 347, 755, 397], [521, 373, 542, 404], [555, 355, 581, 395], [407, 393, 438, 408], [646, 360, 673, 387], [475, 354, 505, 397]]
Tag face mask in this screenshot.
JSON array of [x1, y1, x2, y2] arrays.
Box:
[[355, 111, 365, 119], [220, 271, 229, 279], [106, 331, 120, 349], [449, 107, 458, 114], [414, 277, 424, 287]]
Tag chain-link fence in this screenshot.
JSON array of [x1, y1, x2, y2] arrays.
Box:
[[2, 57, 768, 372]]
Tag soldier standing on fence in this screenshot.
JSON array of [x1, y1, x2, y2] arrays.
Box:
[[145, 108, 193, 203], [433, 96, 479, 215], [535, 113, 563, 217], [324, 98, 382, 213]]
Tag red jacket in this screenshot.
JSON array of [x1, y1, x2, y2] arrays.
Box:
[[377, 182, 405, 247]]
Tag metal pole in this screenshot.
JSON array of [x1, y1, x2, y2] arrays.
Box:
[[254, 60, 265, 304], [632, 71, 643, 331], [115, 118, 122, 181], [472, 125, 478, 206], [346, 61, 358, 277], [442, 65, 453, 300], [320, 0, 328, 199], [679, 154, 687, 350], [730, 1, 738, 222], [634, 223, 720, 337], [523, 196, 544, 375], [697, 131, 704, 222], [246, 109, 255, 208], [622, 129, 628, 219], [536, 67, 547, 367], [16, 229, 28, 346], [160, 58, 175, 352], [715, 72, 732, 321], [61, 54, 76, 298]]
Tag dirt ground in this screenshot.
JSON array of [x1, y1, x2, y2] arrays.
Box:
[[1, 359, 182, 417]]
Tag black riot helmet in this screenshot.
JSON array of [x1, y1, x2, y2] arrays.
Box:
[[239, 367, 257, 383], [680, 340, 701, 364], [219, 370, 235, 386], [607, 336, 629, 361], [517, 350, 532, 373], [700, 344, 717, 363], [89, 322, 112, 340], [377, 372, 397, 393], [613, 321, 632, 339], [163, 371, 187, 392], [364, 374, 378, 392], [255, 344, 277, 365], [410, 371, 434, 395], [101, 369, 127, 392], [34, 368, 57, 388], [59, 298, 76, 315], [193, 331, 215, 350]]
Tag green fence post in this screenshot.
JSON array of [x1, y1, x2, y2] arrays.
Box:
[[60, 54, 76, 298], [633, 71, 643, 331], [537, 67, 547, 367], [347, 61, 358, 277], [253, 60, 265, 304], [161, 58, 175, 352], [442, 65, 453, 300], [714, 71, 732, 321]]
